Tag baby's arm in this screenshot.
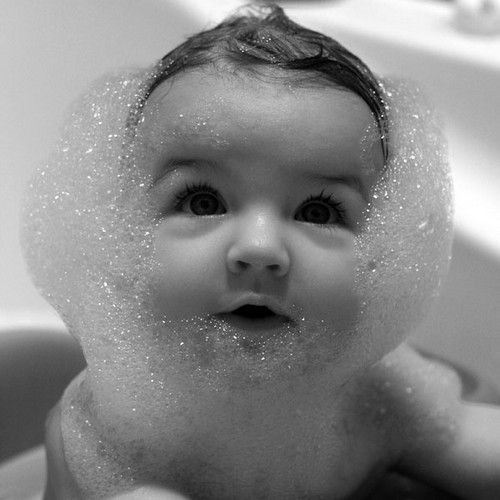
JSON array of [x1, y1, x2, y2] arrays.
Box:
[[44, 402, 188, 500], [366, 345, 500, 499], [400, 401, 500, 500]]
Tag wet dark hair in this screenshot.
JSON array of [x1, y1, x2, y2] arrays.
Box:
[[135, 3, 388, 162]]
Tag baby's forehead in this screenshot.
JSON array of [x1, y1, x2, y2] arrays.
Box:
[[138, 69, 380, 153]]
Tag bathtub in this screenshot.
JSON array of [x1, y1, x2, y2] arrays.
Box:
[[1, 0, 500, 494]]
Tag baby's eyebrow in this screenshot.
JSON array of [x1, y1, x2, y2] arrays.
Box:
[[305, 172, 366, 198], [152, 158, 216, 185], [151, 159, 367, 199]]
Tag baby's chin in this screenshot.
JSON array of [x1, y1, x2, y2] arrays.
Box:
[[154, 313, 362, 385]]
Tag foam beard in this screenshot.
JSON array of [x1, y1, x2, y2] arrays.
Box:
[[21, 67, 452, 492]]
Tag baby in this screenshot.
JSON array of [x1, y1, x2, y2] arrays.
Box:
[[22, 4, 500, 499]]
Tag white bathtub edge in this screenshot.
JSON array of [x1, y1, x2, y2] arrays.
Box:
[[0, 310, 66, 333]]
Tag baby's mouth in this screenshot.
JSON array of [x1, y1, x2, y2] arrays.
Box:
[[233, 305, 276, 319], [216, 305, 292, 331]]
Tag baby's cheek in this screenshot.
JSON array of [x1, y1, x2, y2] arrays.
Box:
[[151, 227, 224, 318], [295, 241, 359, 328]]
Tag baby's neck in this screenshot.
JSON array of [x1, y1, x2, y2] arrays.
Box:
[[60, 363, 365, 497]]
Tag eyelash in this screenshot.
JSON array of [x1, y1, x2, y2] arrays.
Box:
[[174, 182, 219, 211], [302, 190, 347, 225], [173, 182, 347, 225]]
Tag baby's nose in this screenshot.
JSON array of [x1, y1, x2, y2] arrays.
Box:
[[226, 211, 290, 278]]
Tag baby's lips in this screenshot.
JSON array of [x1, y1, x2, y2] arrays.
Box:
[[219, 293, 296, 323]]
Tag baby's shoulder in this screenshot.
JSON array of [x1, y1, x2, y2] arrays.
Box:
[[366, 342, 463, 406], [357, 350, 500, 498], [352, 343, 463, 449]]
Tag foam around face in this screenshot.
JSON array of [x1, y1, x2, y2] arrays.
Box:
[[21, 68, 452, 495], [355, 79, 453, 359]]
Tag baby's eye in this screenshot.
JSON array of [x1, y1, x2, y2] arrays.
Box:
[[174, 183, 226, 216], [295, 192, 346, 226]]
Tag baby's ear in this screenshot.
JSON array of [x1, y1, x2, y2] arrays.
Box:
[[44, 402, 82, 499]]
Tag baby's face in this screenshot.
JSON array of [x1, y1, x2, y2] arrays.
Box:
[[135, 68, 383, 365]]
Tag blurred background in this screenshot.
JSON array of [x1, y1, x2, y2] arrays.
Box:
[[1, 0, 499, 386]]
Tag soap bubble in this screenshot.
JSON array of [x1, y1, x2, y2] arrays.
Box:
[[21, 67, 452, 495]]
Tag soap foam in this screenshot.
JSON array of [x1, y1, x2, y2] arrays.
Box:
[[355, 79, 453, 360], [21, 67, 452, 496]]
